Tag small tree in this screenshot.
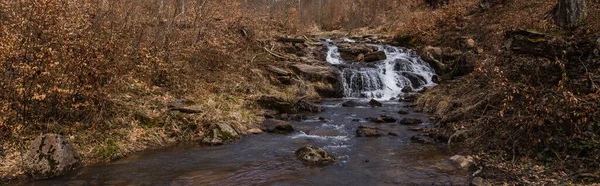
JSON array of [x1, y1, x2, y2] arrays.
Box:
[[553, 0, 587, 28]]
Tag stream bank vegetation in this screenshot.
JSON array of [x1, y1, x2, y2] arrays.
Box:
[[0, 0, 599, 185]]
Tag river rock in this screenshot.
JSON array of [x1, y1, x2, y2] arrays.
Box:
[[410, 135, 436, 145], [342, 100, 368, 107], [369, 99, 383, 107], [295, 145, 335, 165], [338, 44, 378, 62], [398, 110, 409, 115], [449, 155, 474, 169], [401, 86, 413, 93], [262, 119, 294, 134], [369, 115, 397, 123], [364, 51, 387, 62], [399, 118, 423, 125], [356, 125, 385, 137], [25, 134, 81, 179], [202, 122, 240, 145]]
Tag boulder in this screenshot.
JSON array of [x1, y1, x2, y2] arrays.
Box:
[[369, 99, 383, 107], [338, 44, 378, 62], [295, 145, 335, 165], [503, 29, 566, 59], [399, 118, 423, 125], [262, 119, 294, 134], [257, 96, 296, 113], [448, 130, 469, 146], [401, 86, 413, 93], [202, 122, 240, 145], [410, 135, 436, 145], [369, 115, 397, 123], [449, 155, 474, 169], [364, 51, 387, 62], [342, 100, 368, 107], [295, 98, 324, 113], [290, 64, 343, 98], [356, 125, 385, 137], [401, 72, 427, 88], [25, 134, 81, 179]]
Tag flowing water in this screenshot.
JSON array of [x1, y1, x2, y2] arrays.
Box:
[[324, 39, 436, 99], [25, 39, 467, 186]]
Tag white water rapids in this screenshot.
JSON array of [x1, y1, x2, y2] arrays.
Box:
[[323, 39, 437, 100]]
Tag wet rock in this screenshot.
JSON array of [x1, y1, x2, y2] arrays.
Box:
[[401, 86, 413, 93], [338, 44, 378, 62], [202, 122, 240, 145], [369, 117, 386, 123], [356, 125, 385, 137], [472, 177, 492, 186], [431, 75, 440, 84], [364, 51, 387, 62], [398, 110, 409, 115], [401, 72, 427, 88], [401, 94, 417, 102], [296, 98, 324, 113], [247, 128, 263, 134], [295, 145, 335, 165], [369, 99, 383, 107], [449, 155, 474, 169], [257, 96, 296, 113], [266, 65, 292, 76], [25, 134, 81, 179], [388, 132, 399, 136], [379, 115, 398, 123], [410, 135, 436, 145], [342, 100, 368, 107], [318, 117, 328, 122], [351, 118, 362, 122], [399, 118, 423, 125], [262, 119, 294, 134]]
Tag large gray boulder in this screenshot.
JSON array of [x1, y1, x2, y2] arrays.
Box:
[[295, 145, 335, 165], [202, 122, 240, 145], [262, 119, 294, 134], [25, 134, 81, 179]]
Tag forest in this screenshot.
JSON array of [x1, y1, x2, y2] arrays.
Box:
[[1, 0, 600, 185]]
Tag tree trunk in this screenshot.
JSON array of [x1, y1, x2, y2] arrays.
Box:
[[553, 0, 586, 28]]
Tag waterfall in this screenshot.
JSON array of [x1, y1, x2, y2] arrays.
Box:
[[323, 39, 436, 100]]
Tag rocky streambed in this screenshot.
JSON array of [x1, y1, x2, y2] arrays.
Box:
[[29, 99, 470, 185]]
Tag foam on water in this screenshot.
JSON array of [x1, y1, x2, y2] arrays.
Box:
[[290, 131, 349, 141]]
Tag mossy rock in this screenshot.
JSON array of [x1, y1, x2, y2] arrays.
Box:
[[25, 134, 81, 179], [202, 122, 240, 145], [295, 145, 335, 166]]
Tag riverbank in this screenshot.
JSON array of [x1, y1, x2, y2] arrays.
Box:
[[402, 0, 600, 184]]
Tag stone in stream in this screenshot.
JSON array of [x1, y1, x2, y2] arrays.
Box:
[[202, 122, 241, 145], [261, 119, 294, 134], [246, 128, 263, 134], [356, 125, 385, 137], [398, 110, 409, 115], [369, 99, 383, 107], [364, 51, 387, 62], [399, 118, 423, 125], [368, 115, 397, 123], [295, 145, 336, 166], [342, 100, 368, 107], [449, 155, 474, 169], [25, 134, 81, 179]]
